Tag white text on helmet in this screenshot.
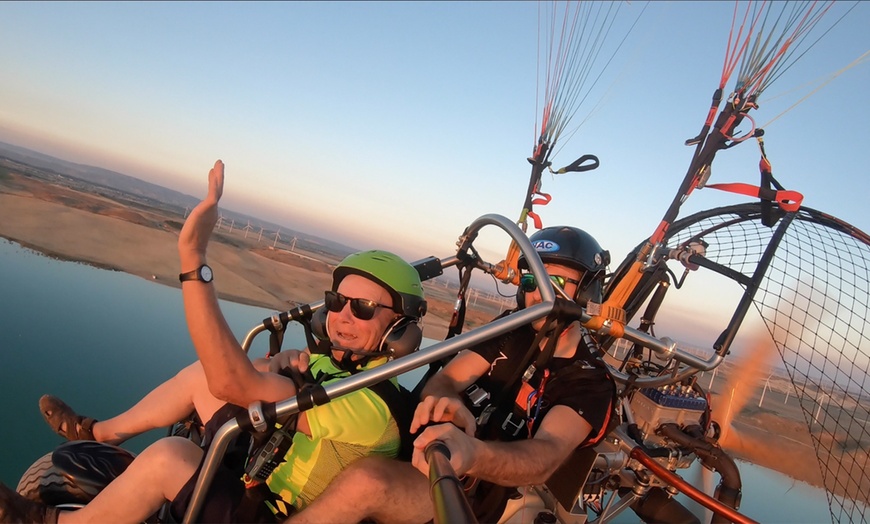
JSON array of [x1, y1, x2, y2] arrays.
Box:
[[533, 240, 561, 253]]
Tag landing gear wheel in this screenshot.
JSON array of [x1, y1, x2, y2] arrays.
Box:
[[16, 441, 137, 507], [16, 452, 93, 506]]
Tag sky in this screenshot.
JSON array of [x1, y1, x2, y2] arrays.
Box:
[[1, 1, 868, 347]]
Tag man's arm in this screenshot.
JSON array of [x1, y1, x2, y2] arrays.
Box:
[[178, 160, 297, 407], [420, 349, 489, 398], [413, 405, 592, 486]]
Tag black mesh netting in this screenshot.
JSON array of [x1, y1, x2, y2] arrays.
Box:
[[658, 203, 870, 523]]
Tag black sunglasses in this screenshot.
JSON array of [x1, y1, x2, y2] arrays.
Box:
[[519, 273, 581, 293], [324, 290, 392, 321]]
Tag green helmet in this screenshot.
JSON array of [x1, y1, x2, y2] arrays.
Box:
[[332, 250, 427, 319]]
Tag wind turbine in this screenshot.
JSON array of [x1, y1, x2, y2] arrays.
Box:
[[759, 373, 774, 408], [273, 229, 281, 248], [228, 219, 235, 234], [243, 220, 254, 239], [814, 391, 830, 425], [216, 214, 225, 231], [257, 227, 264, 243]]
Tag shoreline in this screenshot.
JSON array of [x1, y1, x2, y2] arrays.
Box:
[[0, 173, 495, 340]]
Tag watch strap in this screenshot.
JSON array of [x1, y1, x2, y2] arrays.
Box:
[[179, 264, 212, 283]]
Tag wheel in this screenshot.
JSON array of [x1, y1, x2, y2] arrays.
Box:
[[16, 452, 94, 506], [17, 441, 136, 507]]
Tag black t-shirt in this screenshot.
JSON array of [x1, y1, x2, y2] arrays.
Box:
[[464, 321, 616, 522], [469, 323, 614, 441]]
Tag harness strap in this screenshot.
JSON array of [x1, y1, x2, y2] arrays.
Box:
[[268, 331, 284, 358], [531, 319, 565, 374], [368, 380, 416, 460], [447, 263, 475, 337], [705, 182, 803, 212], [498, 315, 559, 411], [580, 373, 616, 448]]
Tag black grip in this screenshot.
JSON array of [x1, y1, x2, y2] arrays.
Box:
[[425, 441, 477, 524], [297, 384, 330, 412], [640, 279, 670, 329], [550, 298, 588, 321], [262, 304, 314, 334]]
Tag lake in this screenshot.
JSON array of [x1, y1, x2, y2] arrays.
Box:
[[0, 238, 836, 522]]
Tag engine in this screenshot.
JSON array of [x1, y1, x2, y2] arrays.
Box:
[[525, 378, 739, 524]]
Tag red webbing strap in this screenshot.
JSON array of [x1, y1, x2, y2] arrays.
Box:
[[705, 182, 803, 212], [526, 191, 552, 230]]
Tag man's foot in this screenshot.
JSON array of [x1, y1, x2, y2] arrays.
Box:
[[39, 395, 97, 441], [0, 483, 58, 524]]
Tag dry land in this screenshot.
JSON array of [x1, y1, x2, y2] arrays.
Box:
[[1, 165, 859, 502], [0, 168, 503, 342]]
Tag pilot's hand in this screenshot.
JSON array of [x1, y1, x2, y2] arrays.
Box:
[[411, 395, 476, 436], [412, 423, 479, 477]]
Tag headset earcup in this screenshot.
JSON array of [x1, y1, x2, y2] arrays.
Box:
[[311, 307, 329, 341], [381, 318, 423, 359]]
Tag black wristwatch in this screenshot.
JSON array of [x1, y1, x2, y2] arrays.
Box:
[[179, 264, 214, 283]]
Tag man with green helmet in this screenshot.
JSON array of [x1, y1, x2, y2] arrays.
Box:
[[0, 160, 427, 523], [323, 249, 427, 364]]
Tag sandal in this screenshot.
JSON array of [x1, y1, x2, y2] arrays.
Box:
[[38, 395, 98, 441]]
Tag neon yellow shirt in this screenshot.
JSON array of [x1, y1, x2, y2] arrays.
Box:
[[265, 354, 400, 511]]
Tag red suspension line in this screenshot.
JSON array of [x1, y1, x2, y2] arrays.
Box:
[[722, 0, 767, 89]]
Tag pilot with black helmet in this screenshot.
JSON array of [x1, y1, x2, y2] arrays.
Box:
[[291, 225, 617, 524]]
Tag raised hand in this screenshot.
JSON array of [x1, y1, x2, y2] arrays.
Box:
[[178, 160, 225, 262]]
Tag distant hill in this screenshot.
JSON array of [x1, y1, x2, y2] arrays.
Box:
[[0, 140, 200, 210], [0, 140, 358, 258]]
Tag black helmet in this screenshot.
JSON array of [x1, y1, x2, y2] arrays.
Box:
[[518, 226, 610, 305]]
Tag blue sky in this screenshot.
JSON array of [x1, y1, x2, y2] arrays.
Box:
[[1, 1, 867, 289]]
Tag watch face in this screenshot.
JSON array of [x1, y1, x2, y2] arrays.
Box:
[[200, 265, 213, 282]]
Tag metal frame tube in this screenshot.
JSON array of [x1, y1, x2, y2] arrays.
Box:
[[604, 426, 757, 524]]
